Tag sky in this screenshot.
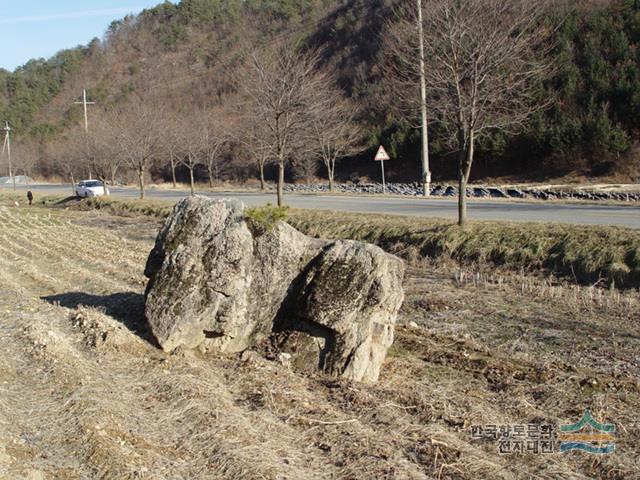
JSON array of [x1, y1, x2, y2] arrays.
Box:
[[0, 1, 170, 71]]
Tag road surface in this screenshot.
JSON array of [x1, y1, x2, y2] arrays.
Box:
[[4, 183, 640, 228]]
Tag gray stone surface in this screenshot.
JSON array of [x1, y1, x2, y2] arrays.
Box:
[[288, 241, 404, 382], [144, 197, 254, 352], [144, 196, 405, 382]]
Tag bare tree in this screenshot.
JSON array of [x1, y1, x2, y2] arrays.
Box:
[[89, 115, 122, 193], [110, 97, 165, 199], [291, 154, 319, 185], [65, 127, 94, 184], [14, 139, 39, 185], [310, 90, 362, 192], [254, 141, 271, 191], [179, 114, 204, 196], [389, 0, 555, 225], [240, 118, 272, 190], [65, 126, 95, 181], [243, 47, 326, 206], [160, 113, 184, 189], [199, 108, 230, 188], [47, 138, 80, 195], [234, 94, 276, 190], [64, 119, 119, 195]]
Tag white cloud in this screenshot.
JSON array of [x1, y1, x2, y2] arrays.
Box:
[[0, 7, 143, 25]]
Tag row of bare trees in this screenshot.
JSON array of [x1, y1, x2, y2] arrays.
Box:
[[34, 99, 234, 199], [243, 48, 362, 206], [0, 140, 39, 184], [28, 48, 361, 203], [45, 98, 162, 199]]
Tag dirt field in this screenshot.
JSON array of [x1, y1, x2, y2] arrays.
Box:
[[0, 201, 639, 479]]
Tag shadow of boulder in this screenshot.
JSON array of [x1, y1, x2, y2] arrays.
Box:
[[42, 291, 156, 345], [53, 196, 80, 205]]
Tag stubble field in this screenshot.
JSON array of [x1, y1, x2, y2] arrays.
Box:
[[0, 199, 638, 479]]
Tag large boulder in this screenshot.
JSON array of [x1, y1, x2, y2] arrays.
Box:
[[144, 197, 322, 353], [278, 241, 405, 382], [144, 197, 253, 352], [144, 196, 405, 382]]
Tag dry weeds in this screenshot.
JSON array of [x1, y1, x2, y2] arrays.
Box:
[[0, 201, 638, 479]]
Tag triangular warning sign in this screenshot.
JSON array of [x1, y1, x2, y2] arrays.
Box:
[[374, 145, 390, 161]]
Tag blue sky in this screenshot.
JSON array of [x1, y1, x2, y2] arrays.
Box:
[[0, 1, 169, 71]]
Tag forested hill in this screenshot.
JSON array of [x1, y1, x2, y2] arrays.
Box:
[[1, 0, 640, 183]]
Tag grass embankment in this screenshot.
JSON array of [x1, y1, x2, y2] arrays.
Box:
[[288, 210, 640, 288], [82, 196, 173, 218], [12, 194, 638, 289]]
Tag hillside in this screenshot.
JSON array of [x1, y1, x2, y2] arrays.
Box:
[[1, 0, 640, 183]]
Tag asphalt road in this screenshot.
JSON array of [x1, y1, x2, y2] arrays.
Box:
[[4, 183, 640, 228]]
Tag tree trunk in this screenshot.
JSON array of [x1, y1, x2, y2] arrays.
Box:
[[170, 155, 177, 188], [328, 162, 335, 192], [70, 173, 76, 196], [99, 175, 109, 196], [457, 130, 475, 227], [208, 163, 214, 188], [458, 169, 467, 227], [277, 159, 284, 207], [259, 161, 265, 191], [189, 167, 195, 196], [138, 166, 145, 200]]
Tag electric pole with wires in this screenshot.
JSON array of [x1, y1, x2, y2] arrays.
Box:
[[74, 89, 96, 133], [74, 89, 96, 179], [417, 0, 431, 196], [1, 121, 15, 191]]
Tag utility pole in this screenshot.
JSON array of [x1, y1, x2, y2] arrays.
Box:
[[417, 0, 431, 196], [1, 122, 15, 191], [74, 89, 96, 133], [74, 89, 96, 179]]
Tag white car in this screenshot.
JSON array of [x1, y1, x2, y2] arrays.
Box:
[[75, 180, 109, 198]]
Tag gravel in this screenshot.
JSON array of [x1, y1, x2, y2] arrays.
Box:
[[279, 182, 640, 202]]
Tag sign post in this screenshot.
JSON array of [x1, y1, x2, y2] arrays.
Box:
[[374, 145, 390, 195]]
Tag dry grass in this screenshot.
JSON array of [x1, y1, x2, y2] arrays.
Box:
[[54, 195, 640, 289], [287, 210, 640, 289], [0, 198, 638, 479]]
